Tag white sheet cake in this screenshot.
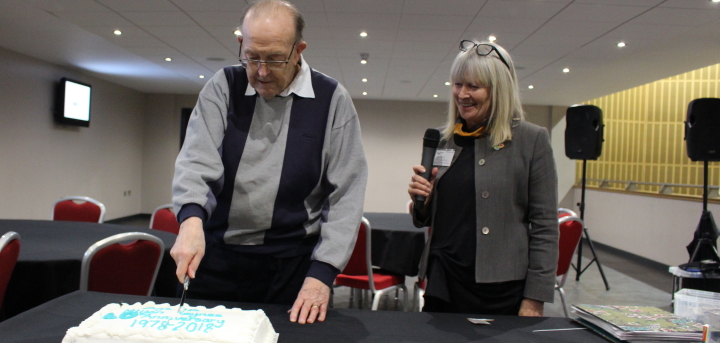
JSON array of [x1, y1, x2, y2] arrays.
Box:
[[62, 302, 279, 343]]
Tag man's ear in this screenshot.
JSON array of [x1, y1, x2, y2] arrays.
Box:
[[237, 35, 243, 44], [295, 41, 307, 55]]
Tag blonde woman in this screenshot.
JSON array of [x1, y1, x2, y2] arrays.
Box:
[[408, 40, 558, 316]]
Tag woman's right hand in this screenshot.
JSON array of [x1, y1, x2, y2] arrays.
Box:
[[408, 165, 438, 210]]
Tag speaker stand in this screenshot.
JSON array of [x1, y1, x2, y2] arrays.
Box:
[[574, 159, 611, 290], [687, 160, 720, 264]]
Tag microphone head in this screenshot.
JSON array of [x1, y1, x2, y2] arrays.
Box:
[[423, 128, 441, 148]]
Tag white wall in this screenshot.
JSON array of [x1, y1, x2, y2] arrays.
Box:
[[140, 93, 197, 214], [570, 188, 717, 266], [0, 47, 146, 220]]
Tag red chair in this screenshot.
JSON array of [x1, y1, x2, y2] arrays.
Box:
[[556, 214, 584, 317], [149, 204, 179, 235], [335, 217, 408, 311], [413, 278, 427, 312], [53, 196, 106, 223], [0, 231, 21, 312], [80, 232, 164, 296]]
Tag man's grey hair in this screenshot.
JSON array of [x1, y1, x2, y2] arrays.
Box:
[[242, 0, 305, 43]]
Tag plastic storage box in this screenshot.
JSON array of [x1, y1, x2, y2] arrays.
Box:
[[674, 288, 720, 328]]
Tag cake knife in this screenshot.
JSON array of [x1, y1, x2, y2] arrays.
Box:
[[178, 274, 189, 312]]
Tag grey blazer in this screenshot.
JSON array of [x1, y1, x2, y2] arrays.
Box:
[[413, 120, 559, 303]]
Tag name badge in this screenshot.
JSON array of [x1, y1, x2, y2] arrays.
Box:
[[433, 149, 455, 167]]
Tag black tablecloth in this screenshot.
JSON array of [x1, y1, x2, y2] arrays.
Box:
[[0, 291, 606, 343], [364, 212, 426, 276], [0, 220, 179, 321]]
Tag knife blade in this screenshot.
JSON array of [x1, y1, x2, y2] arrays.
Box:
[[178, 275, 189, 312]]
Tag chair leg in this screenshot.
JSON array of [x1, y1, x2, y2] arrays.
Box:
[[401, 285, 408, 312], [348, 288, 355, 309], [558, 287, 570, 318], [372, 289, 385, 311]]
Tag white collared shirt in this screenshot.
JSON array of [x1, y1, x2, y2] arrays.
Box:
[[244, 55, 315, 99]]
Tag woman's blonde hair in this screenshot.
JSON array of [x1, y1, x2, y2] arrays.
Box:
[[442, 40, 524, 146]]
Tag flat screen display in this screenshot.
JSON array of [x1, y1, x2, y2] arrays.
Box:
[[56, 78, 91, 127]]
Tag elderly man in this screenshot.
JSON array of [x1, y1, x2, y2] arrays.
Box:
[[171, 0, 367, 325]]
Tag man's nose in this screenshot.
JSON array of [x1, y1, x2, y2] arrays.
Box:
[[257, 63, 271, 77]]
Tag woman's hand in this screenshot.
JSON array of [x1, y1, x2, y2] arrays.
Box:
[[408, 165, 438, 211]]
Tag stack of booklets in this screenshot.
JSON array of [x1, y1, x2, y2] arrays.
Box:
[[572, 304, 704, 342]]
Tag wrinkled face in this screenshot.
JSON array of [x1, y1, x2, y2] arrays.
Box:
[[240, 12, 305, 100], [453, 81, 492, 128]]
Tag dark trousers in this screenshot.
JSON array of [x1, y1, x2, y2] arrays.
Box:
[[183, 241, 312, 305]]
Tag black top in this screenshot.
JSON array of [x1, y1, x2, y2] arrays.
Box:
[[430, 134, 477, 281]]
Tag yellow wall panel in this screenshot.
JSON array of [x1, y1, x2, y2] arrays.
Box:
[[579, 63, 720, 198]]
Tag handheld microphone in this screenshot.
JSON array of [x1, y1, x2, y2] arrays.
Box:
[[415, 128, 441, 210]]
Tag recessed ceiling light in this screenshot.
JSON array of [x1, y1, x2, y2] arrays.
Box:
[[617, 42, 626, 48], [165, 57, 172, 61], [433, 94, 438, 98], [445, 82, 451, 86], [488, 35, 497, 42], [360, 32, 368, 37], [113, 30, 122, 35], [528, 85, 534, 89], [362, 92, 367, 95], [562, 68, 570, 73], [199, 75, 205, 79], [234, 29, 242, 36], [360, 60, 367, 64], [362, 78, 367, 82], [712, 0, 720, 3]]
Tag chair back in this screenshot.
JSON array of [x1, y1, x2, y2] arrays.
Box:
[[149, 204, 180, 235], [0, 231, 21, 310], [53, 196, 106, 223], [558, 207, 578, 218], [557, 215, 584, 278], [341, 217, 372, 276], [80, 232, 164, 296]]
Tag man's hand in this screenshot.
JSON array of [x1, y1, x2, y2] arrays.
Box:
[[289, 277, 330, 324], [170, 217, 205, 283], [518, 298, 544, 317]]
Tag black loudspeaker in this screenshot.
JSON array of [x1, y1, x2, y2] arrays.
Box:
[[685, 98, 720, 162], [565, 105, 604, 160]]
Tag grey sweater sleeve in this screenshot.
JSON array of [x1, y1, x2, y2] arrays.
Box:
[[172, 70, 229, 221], [309, 83, 368, 277]]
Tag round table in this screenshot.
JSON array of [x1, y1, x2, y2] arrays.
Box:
[[0, 219, 179, 321]]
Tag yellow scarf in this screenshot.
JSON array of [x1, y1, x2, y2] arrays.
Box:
[[453, 123, 485, 137]]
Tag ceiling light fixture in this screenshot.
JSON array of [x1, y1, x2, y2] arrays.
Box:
[[488, 35, 497, 42], [362, 92, 367, 95], [199, 75, 205, 79], [562, 68, 570, 73], [617, 42, 626, 48], [528, 85, 534, 89], [113, 30, 122, 35], [360, 32, 368, 37], [360, 52, 369, 64], [362, 78, 368, 82], [712, 0, 720, 3], [165, 57, 172, 61], [433, 94, 438, 98], [234, 29, 242, 36], [445, 82, 451, 86]]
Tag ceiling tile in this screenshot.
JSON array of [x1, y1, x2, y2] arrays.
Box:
[[534, 20, 619, 38], [323, 0, 403, 14], [553, 3, 652, 23], [660, 0, 720, 10], [465, 17, 547, 36], [122, 11, 196, 26], [97, 0, 180, 12], [331, 40, 395, 59], [479, 0, 571, 19], [632, 8, 720, 26], [330, 27, 397, 42], [171, 0, 247, 12], [144, 25, 213, 39], [396, 29, 463, 44], [288, 0, 326, 13], [300, 11, 330, 27], [326, 12, 400, 29], [84, 26, 165, 47], [402, 0, 487, 16], [399, 14, 474, 30], [186, 11, 244, 27], [52, 11, 133, 28], [32, 0, 109, 12], [574, 0, 662, 5]]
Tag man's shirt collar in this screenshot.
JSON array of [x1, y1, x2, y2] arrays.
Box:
[[244, 55, 315, 99]]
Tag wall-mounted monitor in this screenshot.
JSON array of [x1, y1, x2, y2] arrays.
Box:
[[55, 78, 92, 127]]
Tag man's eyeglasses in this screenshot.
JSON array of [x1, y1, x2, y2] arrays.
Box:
[[239, 43, 296, 71], [459, 40, 510, 70]]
